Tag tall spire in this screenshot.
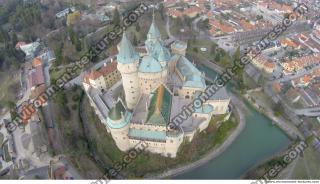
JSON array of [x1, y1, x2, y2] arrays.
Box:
[[147, 10, 161, 40], [117, 32, 139, 64], [152, 6, 155, 22], [158, 46, 171, 62]]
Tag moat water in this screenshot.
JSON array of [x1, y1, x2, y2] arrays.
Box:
[[174, 65, 291, 179]]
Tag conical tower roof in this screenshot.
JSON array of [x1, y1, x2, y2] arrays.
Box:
[[158, 46, 171, 62], [147, 13, 161, 40], [117, 32, 139, 64], [108, 101, 125, 121]]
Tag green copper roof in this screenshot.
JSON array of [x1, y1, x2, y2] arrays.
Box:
[[128, 129, 166, 142], [108, 101, 125, 120], [194, 104, 213, 114], [138, 55, 162, 73], [107, 101, 131, 129], [145, 39, 163, 57], [177, 56, 206, 89], [117, 32, 139, 64], [107, 112, 132, 129], [146, 85, 172, 126], [158, 46, 171, 62], [147, 19, 161, 40]]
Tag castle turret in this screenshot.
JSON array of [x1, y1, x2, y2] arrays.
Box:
[[117, 32, 140, 110], [171, 40, 187, 56], [145, 13, 163, 55], [147, 12, 161, 41], [138, 55, 167, 94], [158, 46, 171, 67], [106, 101, 131, 151]]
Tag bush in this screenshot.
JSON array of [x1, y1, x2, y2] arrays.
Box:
[[71, 104, 77, 110], [72, 94, 80, 102]]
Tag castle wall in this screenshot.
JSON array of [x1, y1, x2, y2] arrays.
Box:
[[177, 87, 199, 99], [171, 43, 187, 56], [103, 69, 121, 89], [89, 76, 106, 91], [130, 123, 167, 132], [206, 99, 230, 115], [138, 69, 167, 94], [165, 133, 184, 157], [109, 119, 130, 151]]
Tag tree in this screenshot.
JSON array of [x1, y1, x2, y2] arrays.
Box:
[[184, 15, 192, 28], [232, 47, 240, 62], [112, 8, 120, 25], [75, 39, 82, 52], [135, 23, 140, 32], [210, 43, 217, 55], [193, 47, 198, 53], [214, 53, 220, 62], [158, 3, 165, 20], [132, 34, 138, 46], [11, 32, 18, 46], [176, 16, 183, 27], [67, 11, 81, 26], [54, 42, 63, 66]]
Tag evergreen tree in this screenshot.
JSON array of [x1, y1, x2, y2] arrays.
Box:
[[132, 34, 138, 46], [112, 8, 121, 25], [135, 23, 140, 32]]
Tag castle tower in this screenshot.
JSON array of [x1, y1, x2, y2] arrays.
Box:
[[145, 12, 163, 55], [106, 101, 131, 151], [117, 32, 140, 110]]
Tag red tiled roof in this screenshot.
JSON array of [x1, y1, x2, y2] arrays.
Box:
[[240, 20, 255, 31], [273, 82, 281, 93], [30, 84, 46, 99], [15, 41, 26, 49], [98, 61, 117, 75], [28, 64, 45, 89], [32, 57, 42, 67], [280, 38, 299, 48], [86, 61, 118, 81]]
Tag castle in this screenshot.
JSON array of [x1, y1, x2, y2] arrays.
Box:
[[82, 16, 231, 158]]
